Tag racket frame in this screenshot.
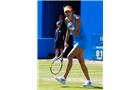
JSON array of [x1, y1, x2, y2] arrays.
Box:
[[50, 47, 67, 75]]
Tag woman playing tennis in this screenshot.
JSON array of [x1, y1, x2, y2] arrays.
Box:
[[55, 5, 93, 87]]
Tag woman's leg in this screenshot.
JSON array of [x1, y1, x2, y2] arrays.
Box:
[[55, 46, 82, 84], [76, 49, 92, 86], [63, 46, 83, 79], [76, 50, 90, 80]]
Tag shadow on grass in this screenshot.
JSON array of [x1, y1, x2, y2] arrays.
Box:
[[61, 86, 103, 89]]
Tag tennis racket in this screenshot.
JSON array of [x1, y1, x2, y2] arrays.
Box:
[[50, 47, 67, 75]]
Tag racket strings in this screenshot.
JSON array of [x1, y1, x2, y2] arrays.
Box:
[[51, 58, 62, 74]]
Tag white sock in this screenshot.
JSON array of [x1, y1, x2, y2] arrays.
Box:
[[87, 80, 91, 82], [61, 76, 66, 79]]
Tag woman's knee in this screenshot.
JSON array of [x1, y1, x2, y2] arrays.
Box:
[[67, 54, 73, 60]]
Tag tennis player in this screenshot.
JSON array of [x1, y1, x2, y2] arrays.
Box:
[[55, 5, 93, 87]]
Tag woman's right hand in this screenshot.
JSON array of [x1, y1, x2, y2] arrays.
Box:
[[64, 42, 69, 48]]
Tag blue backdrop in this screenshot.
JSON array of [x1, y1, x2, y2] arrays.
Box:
[[81, 1, 103, 60], [38, 1, 42, 38]]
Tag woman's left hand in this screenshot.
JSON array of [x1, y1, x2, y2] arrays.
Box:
[[68, 22, 72, 28]]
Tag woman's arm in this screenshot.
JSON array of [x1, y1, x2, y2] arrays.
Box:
[[72, 18, 81, 36], [64, 19, 71, 43], [65, 28, 71, 43]]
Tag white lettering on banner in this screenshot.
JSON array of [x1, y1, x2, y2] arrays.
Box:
[[100, 36, 103, 42], [95, 46, 103, 49], [96, 50, 103, 60]]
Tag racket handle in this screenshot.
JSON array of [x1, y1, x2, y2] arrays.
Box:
[[62, 47, 67, 53]]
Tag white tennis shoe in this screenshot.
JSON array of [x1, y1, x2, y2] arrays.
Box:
[[55, 76, 66, 85], [83, 81, 93, 87]]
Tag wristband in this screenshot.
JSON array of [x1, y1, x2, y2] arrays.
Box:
[[70, 25, 75, 31], [68, 22, 75, 31]]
